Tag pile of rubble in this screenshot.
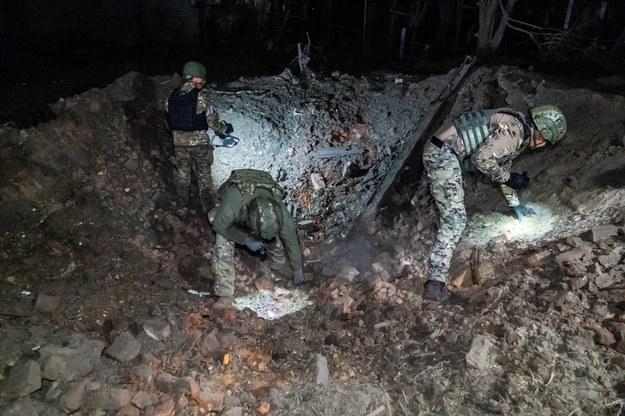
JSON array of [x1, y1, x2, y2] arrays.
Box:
[[1, 62, 625, 415]]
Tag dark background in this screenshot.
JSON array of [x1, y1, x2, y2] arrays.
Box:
[[1, 0, 624, 126]]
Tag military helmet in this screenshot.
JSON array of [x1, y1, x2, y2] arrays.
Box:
[[182, 61, 207, 78], [247, 196, 283, 240], [529, 105, 567, 144]]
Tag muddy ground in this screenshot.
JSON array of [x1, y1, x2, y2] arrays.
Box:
[[1, 59, 625, 416]]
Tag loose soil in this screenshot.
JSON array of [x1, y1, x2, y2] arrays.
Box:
[[1, 57, 625, 416]]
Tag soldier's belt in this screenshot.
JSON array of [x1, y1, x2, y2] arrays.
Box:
[[429, 136, 457, 155]]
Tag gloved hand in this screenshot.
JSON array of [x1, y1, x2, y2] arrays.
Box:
[[217, 122, 234, 139], [293, 268, 305, 285], [244, 237, 265, 253], [512, 204, 537, 219], [504, 171, 530, 190]]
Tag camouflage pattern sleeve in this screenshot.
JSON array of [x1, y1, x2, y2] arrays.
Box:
[[277, 205, 304, 270], [212, 186, 250, 245], [197, 88, 227, 133], [473, 119, 525, 183], [499, 184, 520, 208]]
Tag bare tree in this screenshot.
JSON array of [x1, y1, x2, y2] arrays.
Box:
[[475, 0, 517, 57]]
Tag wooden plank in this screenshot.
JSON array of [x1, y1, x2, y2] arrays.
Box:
[[352, 55, 476, 232]]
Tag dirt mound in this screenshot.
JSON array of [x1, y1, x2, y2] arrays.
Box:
[[1, 64, 625, 415]]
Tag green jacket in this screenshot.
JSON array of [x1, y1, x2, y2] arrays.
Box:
[[212, 186, 303, 271]]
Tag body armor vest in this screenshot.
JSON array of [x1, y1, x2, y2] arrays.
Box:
[[218, 169, 286, 221], [167, 88, 209, 131], [218, 169, 286, 202], [453, 108, 532, 155]]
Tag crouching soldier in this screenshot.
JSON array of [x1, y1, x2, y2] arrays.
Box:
[[208, 169, 305, 311]]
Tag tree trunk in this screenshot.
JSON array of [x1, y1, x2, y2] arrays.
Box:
[[476, 0, 498, 56], [386, 0, 398, 57], [489, 0, 516, 51], [476, 0, 516, 57], [563, 0, 575, 30], [612, 25, 625, 56], [454, 0, 464, 51], [362, 0, 368, 55], [408, 0, 427, 56], [438, 0, 454, 50]]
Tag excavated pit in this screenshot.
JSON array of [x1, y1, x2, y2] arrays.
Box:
[[1, 63, 625, 415]]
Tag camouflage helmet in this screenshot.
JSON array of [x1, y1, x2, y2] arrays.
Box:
[[247, 196, 283, 240], [182, 61, 207, 78], [529, 105, 567, 144]]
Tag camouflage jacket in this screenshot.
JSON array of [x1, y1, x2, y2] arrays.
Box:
[[166, 81, 226, 147], [212, 187, 303, 270], [453, 111, 530, 207]]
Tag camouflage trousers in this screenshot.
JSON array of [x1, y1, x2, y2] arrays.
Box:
[[172, 145, 214, 214], [208, 208, 287, 297], [422, 142, 468, 283]]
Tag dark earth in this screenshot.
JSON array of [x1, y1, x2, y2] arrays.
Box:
[[1, 45, 625, 415]]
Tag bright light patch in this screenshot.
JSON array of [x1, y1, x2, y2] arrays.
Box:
[[463, 203, 556, 246], [233, 288, 312, 320]]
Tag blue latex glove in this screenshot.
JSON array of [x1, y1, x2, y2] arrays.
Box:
[[504, 171, 530, 190], [512, 204, 537, 219], [293, 268, 305, 285], [244, 237, 265, 253]]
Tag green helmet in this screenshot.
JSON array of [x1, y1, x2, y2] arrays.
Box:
[[247, 196, 283, 240], [529, 105, 567, 144], [182, 61, 207, 77]]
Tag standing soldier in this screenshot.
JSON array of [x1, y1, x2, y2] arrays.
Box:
[[422, 105, 567, 301], [165, 60, 232, 216], [209, 169, 305, 311]]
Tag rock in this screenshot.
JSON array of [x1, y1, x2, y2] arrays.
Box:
[[465, 335, 492, 370], [222, 407, 244, 416], [131, 363, 156, 385], [0, 328, 27, 367], [597, 251, 621, 268], [0, 397, 39, 416], [594, 328, 616, 346], [39, 338, 105, 382], [605, 322, 625, 342], [198, 391, 224, 412], [152, 398, 175, 416], [86, 387, 131, 410], [310, 354, 330, 385], [115, 406, 141, 416], [310, 173, 326, 190], [584, 224, 618, 243], [555, 246, 593, 267], [254, 274, 273, 290], [337, 266, 360, 282], [415, 215, 434, 232], [131, 391, 158, 409], [154, 372, 180, 394], [1, 360, 42, 399], [105, 332, 142, 363], [60, 378, 91, 413], [526, 250, 552, 268], [199, 329, 223, 361], [143, 319, 171, 341], [595, 273, 618, 289], [450, 266, 471, 288], [34, 293, 62, 312]]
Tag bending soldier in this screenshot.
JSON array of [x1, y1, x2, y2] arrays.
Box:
[[209, 169, 305, 310], [422, 105, 567, 301]]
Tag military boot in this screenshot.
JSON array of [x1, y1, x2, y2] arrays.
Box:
[[212, 296, 233, 312], [423, 280, 446, 302]]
